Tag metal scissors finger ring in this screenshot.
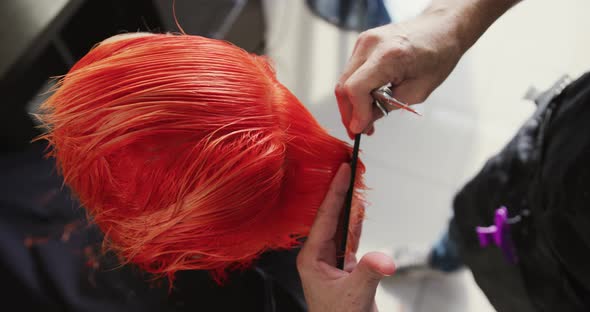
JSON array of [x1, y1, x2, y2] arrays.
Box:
[[371, 86, 421, 116]]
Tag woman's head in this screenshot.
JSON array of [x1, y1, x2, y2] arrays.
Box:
[[38, 33, 365, 283]]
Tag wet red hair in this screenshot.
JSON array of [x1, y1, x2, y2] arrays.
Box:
[[37, 33, 365, 284]]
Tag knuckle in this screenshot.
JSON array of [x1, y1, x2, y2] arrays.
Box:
[[381, 35, 413, 61], [334, 85, 343, 98], [358, 30, 380, 46], [366, 271, 382, 282], [381, 46, 407, 61], [296, 244, 322, 274], [395, 33, 412, 47], [342, 81, 357, 98], [344, 81, 367, 102], [381, 47, 403, 60], [335, 82, 347, 98]]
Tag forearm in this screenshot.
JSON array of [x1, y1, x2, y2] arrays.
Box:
[[423, 0, 522, 53]]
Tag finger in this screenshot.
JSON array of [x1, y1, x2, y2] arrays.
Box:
[[343, 202, 364, 272], [347, 87, 400, 137], [336, 58, 364, 139], [344, 252, 357, 273], [348, 201, 365, 255], [344, 59, 393, 134], [305, 163, 351, 252], [338, 30, 378, 86], [338, 50, 367, 87], [335, 88, 355, 140], [335, 32, 377, 137], [349, 252, 395, 292], [349, 102, 386, 137]]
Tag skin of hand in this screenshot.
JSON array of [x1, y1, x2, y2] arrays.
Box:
[[297, 164, 395, 312], [335, 0, 521, 137]]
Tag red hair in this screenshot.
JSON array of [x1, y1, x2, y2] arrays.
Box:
[[37, 33, 365, 284]]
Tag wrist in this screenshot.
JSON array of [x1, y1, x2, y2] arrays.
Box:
[[422, 0, 520, 54]]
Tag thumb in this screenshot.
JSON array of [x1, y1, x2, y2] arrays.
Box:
[[349, 252, 395, 293]]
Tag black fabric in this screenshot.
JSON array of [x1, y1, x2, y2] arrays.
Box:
[[0, 142, 307, 312], [450, 72, 590, 311]]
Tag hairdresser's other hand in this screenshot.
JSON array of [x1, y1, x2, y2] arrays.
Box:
[[297, 164, 395, 312], [335, 11, 462, 137]]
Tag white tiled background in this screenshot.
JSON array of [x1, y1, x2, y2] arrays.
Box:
[[262, 0, 590, 311]]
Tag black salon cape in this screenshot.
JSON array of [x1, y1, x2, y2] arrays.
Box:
[[0, 142, 307, 312], [450, 72, 590, 311]]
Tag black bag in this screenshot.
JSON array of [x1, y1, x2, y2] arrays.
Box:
[[450, 72, 590, 311]]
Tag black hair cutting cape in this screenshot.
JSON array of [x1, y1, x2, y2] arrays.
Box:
[[450, 72, 590, 311], [0, 144, 306, 312]]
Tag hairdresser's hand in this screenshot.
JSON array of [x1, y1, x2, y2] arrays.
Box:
[[336, 0, 522, 137], [297, 164, 395, 312], [335, 11, 463, 137]]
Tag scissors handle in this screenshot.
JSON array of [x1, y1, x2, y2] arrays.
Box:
[[371, 86, 421, 116]]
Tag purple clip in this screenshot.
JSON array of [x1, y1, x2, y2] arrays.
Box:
[[476, 206, 518, 264]]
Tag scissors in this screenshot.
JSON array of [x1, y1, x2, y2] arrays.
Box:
[[372, 85, 421, 117], [336, 86, 420, 270]]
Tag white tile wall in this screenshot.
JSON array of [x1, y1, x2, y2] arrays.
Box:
[[263, 0, 590, 310]]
